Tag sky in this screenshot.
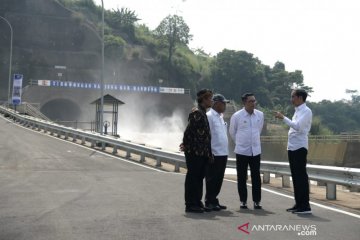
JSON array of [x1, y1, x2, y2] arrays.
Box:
[[94, 0, 360, 102]]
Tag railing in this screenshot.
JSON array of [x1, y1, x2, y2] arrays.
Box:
[[227, 159, 360, 200], [261, 135, 360, 142], [52, 120, 94, 131], [1, 105, 359, 201], [21, 102, 50, 121]]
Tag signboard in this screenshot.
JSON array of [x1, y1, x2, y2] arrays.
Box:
[[159, 87, 185, 94], [12, 74, 23, 105], [38, 80, 51, 86], [34, 80, 186, 95]]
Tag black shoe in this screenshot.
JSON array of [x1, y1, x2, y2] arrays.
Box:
[[254, 202, 262, 209], [240, 202, 248, 209], [286, 205, 298, 212], [185, 206, 204, 213], [206, 203, 221, 211], [199, 201, 212, 212], [217, 204, 227, 210], [293, 208, 312, 214], [202, 206, 212, 212]]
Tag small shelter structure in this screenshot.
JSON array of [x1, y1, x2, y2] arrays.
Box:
[[91, 94, 124, 136]]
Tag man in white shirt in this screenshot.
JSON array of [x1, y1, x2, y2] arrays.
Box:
[[205, 94, 230, 211], [229, 93, 264, 210], [274, 89, 312, 214]]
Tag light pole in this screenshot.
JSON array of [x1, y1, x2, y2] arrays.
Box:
[[0, 16, 13, 106], [100, 0, 105, 135]]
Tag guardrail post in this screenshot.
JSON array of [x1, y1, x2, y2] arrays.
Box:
[[37, 124, 41, 131], [91, 140, 95, 148], [81, 137, 86, 145], [326, 183, 336, 200], [72, 134, 77, 142], [126, 150, 131, 158], [112, 145, 118, 154], [156, 157, 162, 167], [140, 154, 145, 163], [64, 132, 68, 140], [174, 162, 180, 172], [101, 142, 105, 151], [263, 172, 270, 184], [282, 176, 291, 188], [155, 147, 162, 167]]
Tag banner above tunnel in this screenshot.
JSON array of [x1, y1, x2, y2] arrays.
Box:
[[37, 80, 187, 95]]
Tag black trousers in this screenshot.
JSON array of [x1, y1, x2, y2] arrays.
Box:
[[205, 155, 228, 205], [236, 154, 261, 203], [184, 154, 208, 207], [288, 148, 310, 209]]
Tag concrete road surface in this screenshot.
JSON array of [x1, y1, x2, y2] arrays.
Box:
[[0, 116, 359, 240]]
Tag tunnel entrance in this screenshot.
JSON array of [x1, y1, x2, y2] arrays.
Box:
[[41, 98, 81, 121]]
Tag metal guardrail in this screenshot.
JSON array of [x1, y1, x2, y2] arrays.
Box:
[[227, 159, 360, 199], [1, 105, 359, 200], [261, 135, 360, 142]]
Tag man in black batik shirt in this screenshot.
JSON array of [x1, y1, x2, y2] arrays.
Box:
[[180, 89, 213, 213]]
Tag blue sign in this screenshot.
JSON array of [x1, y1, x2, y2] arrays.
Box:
[[48, 80, 160, 93], [12, 74, 23, 105]]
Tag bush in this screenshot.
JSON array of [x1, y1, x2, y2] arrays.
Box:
[[104, 35, 126, 60]]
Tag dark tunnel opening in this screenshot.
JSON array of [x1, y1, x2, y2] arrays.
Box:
[[41, 98, 81, 121]]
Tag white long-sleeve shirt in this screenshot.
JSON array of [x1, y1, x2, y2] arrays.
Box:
[[283, 103, 312, 151], [229, 108, 264, 156], [207, 108, 229, 156]]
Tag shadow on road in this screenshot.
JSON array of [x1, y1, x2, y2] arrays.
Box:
[[294, 214, 331, 222], [236, 208, 275, 216], [184, 210, 237, 220]]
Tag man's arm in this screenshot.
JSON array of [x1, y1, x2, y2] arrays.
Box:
[[229, 114, 237, 142], [274, 110, 312, 132], [259, 111, 264, 133]]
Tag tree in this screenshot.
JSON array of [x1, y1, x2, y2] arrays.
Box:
[[346, 89, 360, 104], [106, 7, 140, 41], [264, 62, 312, 107], [154, 15, 192, 65], [308, 100, 360, 133], [211, 49, 265, 102]]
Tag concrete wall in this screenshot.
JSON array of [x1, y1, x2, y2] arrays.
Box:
[[261, 141, 359, 168], [0, 0, 101, 100]]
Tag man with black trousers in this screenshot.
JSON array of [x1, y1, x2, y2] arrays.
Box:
[[205, 94, 230, 211], [180, 89, 213, 213], [229, 93, 264, 210], [274, 89, 313, 214]]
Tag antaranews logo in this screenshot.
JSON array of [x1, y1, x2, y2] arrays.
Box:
[[238, 222, 317, 237], [238, 222, 250, 234]]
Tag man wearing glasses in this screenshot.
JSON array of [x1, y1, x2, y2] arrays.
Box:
[[229, 93, 264, 210]]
